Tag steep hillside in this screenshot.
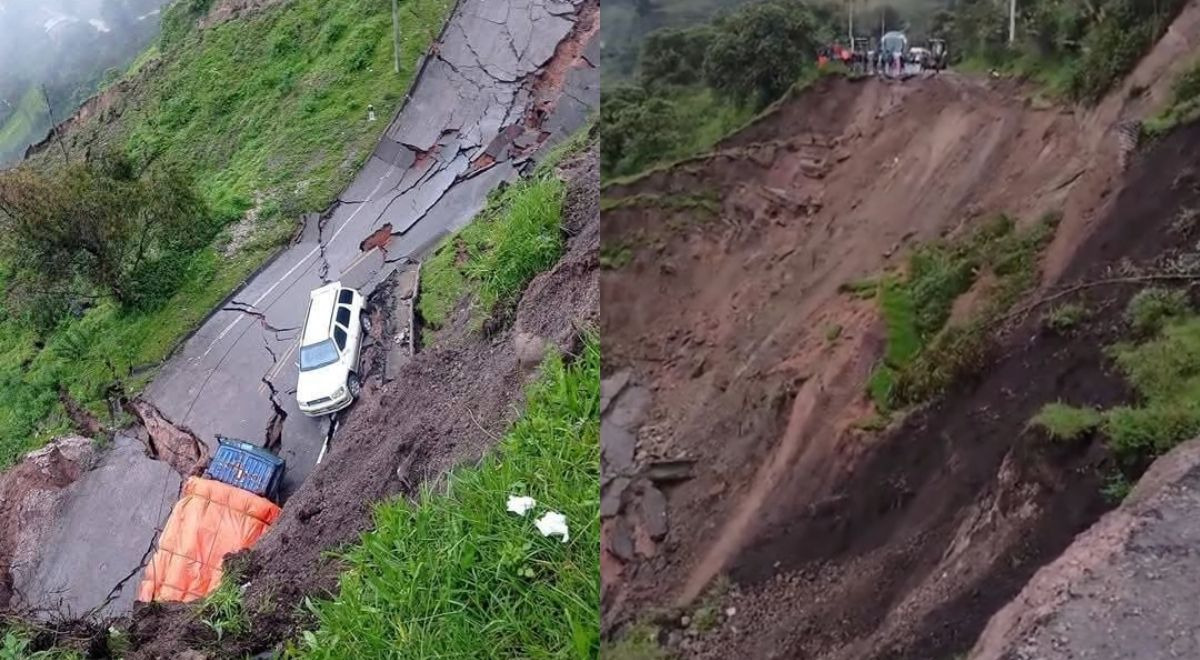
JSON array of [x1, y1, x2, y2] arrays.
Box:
[[600, 3, 1200, 657]]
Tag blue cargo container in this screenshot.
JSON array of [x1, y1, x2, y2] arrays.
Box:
[[204, 437, 287, 501]]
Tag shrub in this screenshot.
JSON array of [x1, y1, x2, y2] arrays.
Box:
[[1125, 287, 1190, 335], [1044, 302, 1088, 332], [1030, 402, 1102, 441]]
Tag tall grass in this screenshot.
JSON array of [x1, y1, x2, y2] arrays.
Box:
[[299, 334, 600, 659]]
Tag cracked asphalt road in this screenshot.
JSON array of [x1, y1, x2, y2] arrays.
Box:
[[16, 0, 597, 617]]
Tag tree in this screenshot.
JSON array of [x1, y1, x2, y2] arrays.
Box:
[[600, 85, 685, 178], [0, 153, 213, 317], [703, 0, 833, 107], [639, 25, 716, 88]]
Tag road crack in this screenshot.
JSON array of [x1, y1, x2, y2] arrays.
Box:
[[260, 335, 288, 453], [223, 301, 300, 340]]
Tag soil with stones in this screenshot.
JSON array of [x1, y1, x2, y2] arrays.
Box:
[[600, 14, 1200, 657], [118, 141, 598, 659]]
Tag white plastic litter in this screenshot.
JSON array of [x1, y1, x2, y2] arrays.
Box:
[[535, 511, 570, 543], [507, 495, 537, 517]]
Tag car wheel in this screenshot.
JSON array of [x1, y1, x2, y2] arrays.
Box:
[[347, 373, 362, 399], [360, 314, 372, 334]]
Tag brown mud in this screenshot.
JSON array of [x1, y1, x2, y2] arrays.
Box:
[[600, 17, 1200, 655]]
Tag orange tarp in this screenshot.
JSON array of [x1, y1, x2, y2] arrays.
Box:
[[137, 477, 282, 603]]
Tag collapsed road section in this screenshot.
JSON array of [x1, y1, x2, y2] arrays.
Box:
[[4, 0, 597, 619]]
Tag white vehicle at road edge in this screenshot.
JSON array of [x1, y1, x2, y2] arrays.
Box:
[[296, 282, 367, 416]]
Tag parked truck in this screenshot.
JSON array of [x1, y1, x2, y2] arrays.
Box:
[[137, 437, 286, 603]]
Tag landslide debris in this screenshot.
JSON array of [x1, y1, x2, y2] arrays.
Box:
[[600, 18, 1200, 655]]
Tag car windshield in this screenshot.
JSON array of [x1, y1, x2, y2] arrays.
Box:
[[299, 339, 339, 371]]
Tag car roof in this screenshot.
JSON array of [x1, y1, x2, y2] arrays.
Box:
[[302, 281, 342, 344]]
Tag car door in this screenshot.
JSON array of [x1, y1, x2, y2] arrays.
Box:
[[335, 288, 362, 370]]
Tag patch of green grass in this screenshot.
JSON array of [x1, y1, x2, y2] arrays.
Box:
[[1044, 302, 1089, 333], [200, 575, 247, 642], [299, 334, 600, 659], [866, 214, 1058, 410], [417, 171, 566, 329], [0, 628, 82, 660], [1035, 316, 1200, 477], [1030, 402, 1103, 441], [417, 133, 591, 330], [1125, 287, 1190, 335], [601, 243, 635, 270], [602, 624, 670, 660], [1101, 470, 1133, 503], [824, 324, 842, 342], [0, 87, 47, 163], [1144, 56, 1200, 137], [600, 192, 721, 215]]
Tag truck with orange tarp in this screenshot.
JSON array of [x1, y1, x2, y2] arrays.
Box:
[[137, 437, 286, 603]]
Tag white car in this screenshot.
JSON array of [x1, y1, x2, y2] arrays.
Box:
[[296, 282, 367, 416]]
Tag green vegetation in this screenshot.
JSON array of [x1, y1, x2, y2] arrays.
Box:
[[1030, 402, 1103, 441], [417, 169, 568, 330], [825, 324, 843, 342], [200, 576, 248, 642], [602, 85, 754, 179], [300, 334, 600, 659], [602, 624, 670, 660], [946, 0, 1186, 102], [602, 0, 837, 179], [0, 627, 79, 660], [0, 0, 452, 469], [1145, 56, 1200, 136], [600, 192, 721, 215], [0, 153, 212, 313], [601, 243, 635, 270], [1102, 471, 1133, 503], [1028, 293, 1200, 494], [0, 88, 46, 165], [1125, 287, 1189, 335], [1043, 302, 1088, 333], [866, 214, 1058, 411]]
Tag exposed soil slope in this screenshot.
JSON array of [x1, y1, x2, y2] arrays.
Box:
[[122, 143, 599, 658], [600, 14, 1200, 655]]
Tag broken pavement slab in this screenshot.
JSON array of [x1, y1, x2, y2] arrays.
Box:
[[11, 435, 180, 618]]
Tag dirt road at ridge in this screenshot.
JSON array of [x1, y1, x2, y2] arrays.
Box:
[[11, 0, 598, 618]]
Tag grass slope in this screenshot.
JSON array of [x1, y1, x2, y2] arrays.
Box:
[[299, 334, 600, 659], [0, 0, 453, 469], [0, 88, 47, 164]]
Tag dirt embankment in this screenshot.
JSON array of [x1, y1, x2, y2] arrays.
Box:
[[119, 143, 599, 658], [600, 22, 1200, 656]]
